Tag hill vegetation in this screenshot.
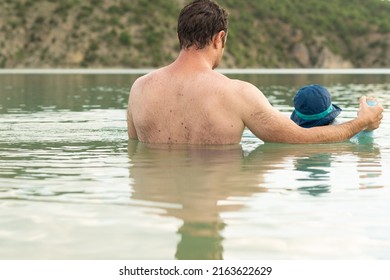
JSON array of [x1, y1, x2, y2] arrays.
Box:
[[1, 0, 390, 68]]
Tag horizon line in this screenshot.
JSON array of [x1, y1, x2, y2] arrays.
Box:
[[1, 68, 390, 75]]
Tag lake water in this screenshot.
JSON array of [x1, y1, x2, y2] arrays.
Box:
[[0, 71, 390, 260]]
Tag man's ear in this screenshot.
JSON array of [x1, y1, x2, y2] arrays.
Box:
[[220, 31, 227, 48], [213, 31, 227, 49]]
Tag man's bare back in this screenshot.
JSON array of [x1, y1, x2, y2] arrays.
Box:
[[128, 64, 248, 144], [127, 0, 383, 145]]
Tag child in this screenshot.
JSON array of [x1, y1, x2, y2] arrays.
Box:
[[290, 84, 342, 128]]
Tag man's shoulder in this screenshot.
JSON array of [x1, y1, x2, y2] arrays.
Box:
[[136, 68, 161, 80], [139, 65, 170, 77], [210, 71, 253, 88], [132, 68, 164, 87], [224, 77, 260, 95]]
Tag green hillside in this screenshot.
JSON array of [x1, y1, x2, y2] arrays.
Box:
[[1, 0, 390, 68]]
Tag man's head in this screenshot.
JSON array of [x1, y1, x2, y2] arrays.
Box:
[[177, 0, 228, 50]]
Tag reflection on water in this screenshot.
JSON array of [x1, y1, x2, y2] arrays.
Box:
[[295, 153, 332, 195], [128, 141, 266, 260], [127, 138, 386, 259], [247, 141, 383, 193], [0, 74, 390, 259]]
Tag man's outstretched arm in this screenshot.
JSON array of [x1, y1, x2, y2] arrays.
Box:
[[238, 83, 383, 144]]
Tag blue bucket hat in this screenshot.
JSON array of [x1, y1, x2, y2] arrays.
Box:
[[290, 84, 342, 128]]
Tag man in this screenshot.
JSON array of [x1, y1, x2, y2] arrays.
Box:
[[127, 0, 383, 144]]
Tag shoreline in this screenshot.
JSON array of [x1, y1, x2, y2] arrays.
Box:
[[1, 68, 390, 75]]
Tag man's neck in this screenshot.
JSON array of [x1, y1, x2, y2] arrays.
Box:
[[174, 47, 217, 71]]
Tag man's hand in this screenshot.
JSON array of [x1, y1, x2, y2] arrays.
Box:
[[357, 96, 384, 131]]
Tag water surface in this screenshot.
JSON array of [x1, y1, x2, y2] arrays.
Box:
[[0, 73, 390, 259]]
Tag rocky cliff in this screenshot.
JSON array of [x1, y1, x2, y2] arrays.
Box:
[[1, 0, 390, 68]]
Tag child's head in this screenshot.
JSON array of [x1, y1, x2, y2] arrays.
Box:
[[291, 84, 342, 128]]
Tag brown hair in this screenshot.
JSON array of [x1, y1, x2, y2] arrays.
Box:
[[177, 0, 228, 50]]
